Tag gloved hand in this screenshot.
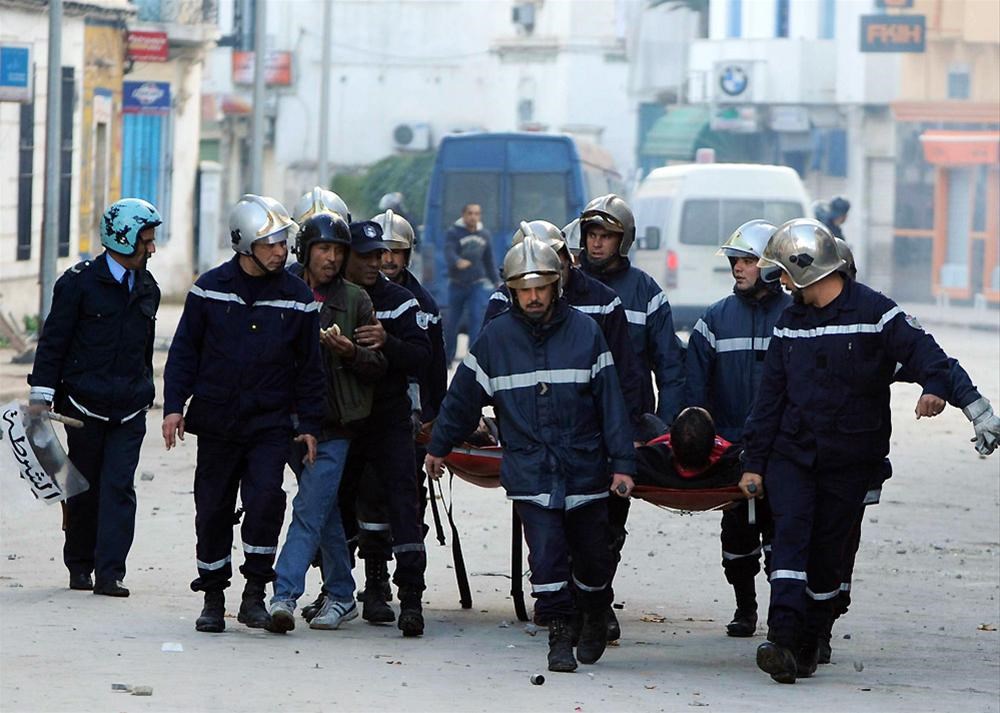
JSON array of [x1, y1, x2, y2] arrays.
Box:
[[963, 397, 1000, 456]]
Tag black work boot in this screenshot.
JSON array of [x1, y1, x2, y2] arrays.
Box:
[[576, 608, 609, 665], [361, 560, 395, 624], [195, 590, 226, 633], [756, 641, 798, 684], [547, 617, 578, 673], [606, 606, 621, 642], [301, 591, 326, 623], [727, 582, 757, 637], [817, 632, 833, 664], [397, 587, 424, 637], [796, 639, 820, 678], [236, 580, 271, 629]]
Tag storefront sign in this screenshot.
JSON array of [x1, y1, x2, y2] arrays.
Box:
[[127, 31, 169, 63], [876, 0, 914, 8], [232, 51, 293, 86], [0, 44, 32, 103], [123, 81, 171, 114], [860, 15, 925, 53], [710, 106, 758, 133]]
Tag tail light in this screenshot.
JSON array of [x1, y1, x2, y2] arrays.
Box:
[[666, 250, 678, 289]]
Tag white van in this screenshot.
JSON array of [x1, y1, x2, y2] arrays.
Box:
[[629, 163, 810, 328]]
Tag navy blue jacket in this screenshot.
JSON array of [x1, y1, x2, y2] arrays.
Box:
[[396, 268, 447, 422], [685, 286, 791, 442], [444, 220, 495, 287], [580, 255, 686, 424], [742, 279, 951, 473], [163, 256, 324, 440], [29, 253, 160, 422], [428, 299, 636, 510], [365, 274, 432, 424], [483, 267, 646, 439]]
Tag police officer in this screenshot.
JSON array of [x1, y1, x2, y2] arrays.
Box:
[[425, 237, 635, 673], [162, 194, 324, 633], [346, 209, 446, 624], [740, 218, 959, 683], [337, 220, 432, 637], [483, 219, 646, 639], [685, 220, 787, 638], [577, 194, 686, 638], [29, 198, 162, 596], [266, 212, 388, 633]]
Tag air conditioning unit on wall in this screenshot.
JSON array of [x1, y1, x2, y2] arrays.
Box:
[[392, 122, 431, 152]]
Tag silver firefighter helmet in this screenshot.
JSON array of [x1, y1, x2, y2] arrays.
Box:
[[229, 194, 298, 256], [503, 233, 562, 297], [292, 186, 351, 225], [371, 209, 416, 251], [580, 194, 636, 255], [758, 218, 846, 289], [511, 220, 567, 255]]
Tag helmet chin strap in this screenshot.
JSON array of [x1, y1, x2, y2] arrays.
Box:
[[250, 252, 281, 277]]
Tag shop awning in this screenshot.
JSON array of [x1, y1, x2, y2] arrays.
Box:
[[640, 106, 711, 160]]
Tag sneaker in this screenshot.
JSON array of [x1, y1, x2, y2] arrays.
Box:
[[266, 600, 296, 634], [309, 598, 358, 630]]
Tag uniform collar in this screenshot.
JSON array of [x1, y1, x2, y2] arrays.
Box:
[[104, 251, 130, 285]]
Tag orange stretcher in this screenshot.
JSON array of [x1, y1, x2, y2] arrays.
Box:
[[434, 442, 746, 621]]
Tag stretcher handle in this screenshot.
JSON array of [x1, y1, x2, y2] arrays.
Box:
[[748, 496, 757, 526], [47, 412, 84, 429]]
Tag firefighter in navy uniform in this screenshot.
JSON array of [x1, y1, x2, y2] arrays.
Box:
[[577, 195, 686, 640], [337, 220, 433, 637], [426, 237, 635, 673], [739, 218, 959, 684], [28, 198, 162, 596], [346, 209, 447, 624], [162, 194, 324, 634], [684, 220, 788, 638]]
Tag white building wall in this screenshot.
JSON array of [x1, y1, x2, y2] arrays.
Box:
[[0, 8, 86, 319]]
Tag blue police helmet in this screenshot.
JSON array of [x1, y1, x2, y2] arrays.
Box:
[[101, 198, 162, 255]]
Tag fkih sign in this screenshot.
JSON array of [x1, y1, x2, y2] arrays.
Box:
[[860, 15, 926, 53]]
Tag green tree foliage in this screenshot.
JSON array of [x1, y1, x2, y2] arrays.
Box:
[[330, 151, 436, 224]]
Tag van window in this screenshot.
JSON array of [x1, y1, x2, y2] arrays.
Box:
[[633, 196, 672, 250], [443, 172, 501, 233], [680, 199, 803, 246], [511, 172, 569, 226]]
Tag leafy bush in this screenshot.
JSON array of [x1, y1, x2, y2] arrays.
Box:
[[331, 151, 436, 225]]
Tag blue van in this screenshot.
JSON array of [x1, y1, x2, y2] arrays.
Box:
[[420, 132, 622, 304]]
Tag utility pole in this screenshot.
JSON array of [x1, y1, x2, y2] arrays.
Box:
[[39, 0, 63, 321], [317, 0, 332, 188], [250, 0, 267, 193]]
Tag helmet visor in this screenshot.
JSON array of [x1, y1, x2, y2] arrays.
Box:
[[580, 210, 625, 233]]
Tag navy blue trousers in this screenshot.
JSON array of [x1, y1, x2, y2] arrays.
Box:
[[190, 431, 290, 592], [516, 499, 614, 620], [63, 408, 146, 586], [721, 496, 773, 588], [765, 457, 872, 648]]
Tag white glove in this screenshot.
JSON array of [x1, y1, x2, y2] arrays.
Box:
[[963, 397, 1000, 456]]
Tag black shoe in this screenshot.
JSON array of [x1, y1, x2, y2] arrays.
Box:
[[756, 641, 797, 684], [69, 573, 93, 591], [577, 609, 609, 665], [361, 560, 396, 624], [397, 588, 424, 637], [547, 617, 578, 673], [726, 608, 758, 637], [796, 640, 820, 678], [817, 635, 832, 664], [606, 606, 621, 642], [195, 591, 226, 633], [236, 580, 271, 629], [93, 580, 129, 597], [301, 592, 326, 624]]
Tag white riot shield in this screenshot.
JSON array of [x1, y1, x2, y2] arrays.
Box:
[[0, 401, 89, 504]]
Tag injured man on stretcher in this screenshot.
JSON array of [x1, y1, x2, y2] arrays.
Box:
[[633, 407, 743, 490]]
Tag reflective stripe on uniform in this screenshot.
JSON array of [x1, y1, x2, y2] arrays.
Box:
[[67, 395, 110, 422], [624, 309, 646, 326], [486, 351, 611, 395], [190, 285, 245, 304], [358, 520, 391, 532], [646, 291, 668, 315], [773, 307, 902, 339], [806, 587, 840, 601], [839, 582, 851, 592], [531, 580, 568, 593], [376, 298, 420, 321], [716, 337, 771, 353], [197, 555, 232, 571], [692, 319, 716, 348], [574, 297, 622, 316], [243, 543, 277, 555], [393, 543, 426, 554], [572, 574, 607, 593], [565, 492, 609, 510], [770, 569, 807, 582], [254, 298, 320, 313], [508, 493, 552, 508], [722, 545, 762, 560], [30, 386, 56, 401], [490, 290, 510, 304], [461, 353, 494, 396], [591, 351, 614, 378]]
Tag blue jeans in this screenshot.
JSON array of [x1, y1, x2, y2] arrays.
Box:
[[272, 438, 355, 605], [445, 281, 491, 362]]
